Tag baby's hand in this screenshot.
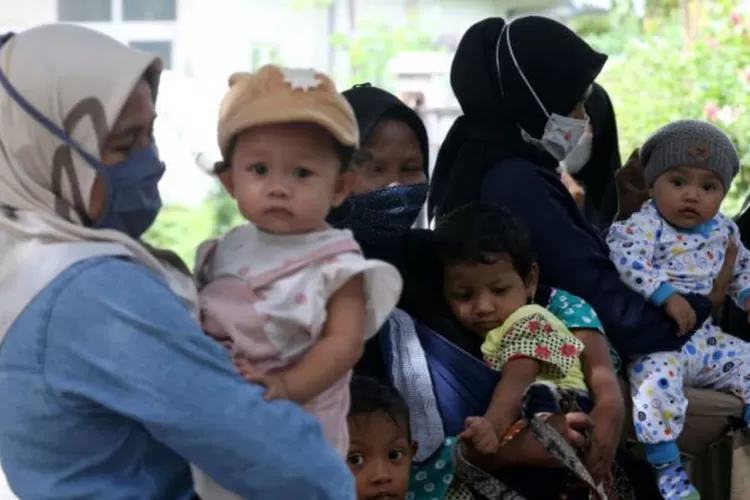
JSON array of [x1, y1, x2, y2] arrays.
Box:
[[459, 416, 499, 455], [233, 355, 289, 401], [744, 297, 750, 323], [664, 294, 696, 335]]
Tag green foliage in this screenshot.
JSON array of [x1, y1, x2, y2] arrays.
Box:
[[207, 186, 245, 235], [331, 20, 438, 88], [571, 0, 644, 55], [143, 203, 214, 268], [290, 0, 333, 9], [595, 0, 750, 214], [143, 185, 243, 269]]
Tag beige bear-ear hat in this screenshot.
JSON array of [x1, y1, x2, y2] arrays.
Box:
[[217, 64, 359, 158]]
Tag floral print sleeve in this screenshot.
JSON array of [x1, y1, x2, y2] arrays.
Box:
[[482, 306, 585, 380], [546, 288, 622, 373]]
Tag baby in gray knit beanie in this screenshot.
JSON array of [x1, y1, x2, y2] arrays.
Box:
[[641, 119, 740, 224], [606, 120, 750, 500]]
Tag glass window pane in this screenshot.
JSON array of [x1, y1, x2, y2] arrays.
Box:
[[129, 41, 173, 70], [57, 0, 112, 22], [123, 0, 177, 21]]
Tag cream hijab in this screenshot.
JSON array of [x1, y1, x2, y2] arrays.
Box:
[[0, 24, 198, 341]]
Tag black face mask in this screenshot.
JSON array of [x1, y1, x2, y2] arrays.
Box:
[[328, 183, 428, 243]]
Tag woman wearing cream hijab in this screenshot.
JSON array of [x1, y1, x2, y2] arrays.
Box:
[[0, 24, 353, 499]]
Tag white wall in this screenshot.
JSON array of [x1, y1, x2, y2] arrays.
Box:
[[0, 0, 568, 80], [0, 0, 55, 31], [177, 0, 330, 77]]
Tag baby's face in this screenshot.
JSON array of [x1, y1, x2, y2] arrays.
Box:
[[222, 123, 351, 234], [347, 412, 415, 500], [651, 165, 725, 229], [442, 254, 538, 337]]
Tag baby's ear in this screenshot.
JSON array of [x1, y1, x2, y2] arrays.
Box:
[[410, 440, 418, 458]]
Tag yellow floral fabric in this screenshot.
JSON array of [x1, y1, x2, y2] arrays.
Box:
[[480, 305, 586, 391]]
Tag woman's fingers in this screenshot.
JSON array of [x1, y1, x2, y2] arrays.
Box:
[[677, 316, 689, 336], [564, 412, 592, 450], [560, 172, 586, 209], [727, 239, 739, 262], [687, 309, 696, 331], [232, 356, 265, 383], [565, 411, 593, 431], [616, 148, 646, 191], [545, 412, 591, 450], [709, 239, 739, 308]]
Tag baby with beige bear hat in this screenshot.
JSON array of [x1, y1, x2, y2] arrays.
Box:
[[191, 65, 401, 499]]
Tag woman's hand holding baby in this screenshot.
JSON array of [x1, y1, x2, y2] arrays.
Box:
[[614, 148, 649, 221], [234, 356, 290, 401], [560, 171, 585, 210], [708, 240, 738, 310]]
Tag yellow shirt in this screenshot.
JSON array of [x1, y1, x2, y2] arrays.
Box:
[[480, 304, 587, 391]]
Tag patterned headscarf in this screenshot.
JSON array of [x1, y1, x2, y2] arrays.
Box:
[[0, 24, 196, 340]]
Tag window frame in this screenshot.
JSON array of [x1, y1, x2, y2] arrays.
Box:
[[128, 40, 174, 69], [122, 0, 177, 22], [57, 0, 113, 22]]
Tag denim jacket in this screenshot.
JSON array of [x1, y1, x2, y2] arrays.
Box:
[[0, 257, 354, 499]]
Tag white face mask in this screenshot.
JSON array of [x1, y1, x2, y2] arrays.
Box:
[[496, 22, 591, 162], [557, 127, 593, 174]]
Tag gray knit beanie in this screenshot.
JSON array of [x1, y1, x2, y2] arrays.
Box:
[[641, 119, 740, 189]]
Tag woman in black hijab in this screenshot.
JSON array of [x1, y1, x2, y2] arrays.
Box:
[[337, 82, 622, 499], [571, 82, 621, 229], [424, 16, 727, 497], [334, 83, 430, 254], [331, 84, 439, 380], [430, 15, 714, 371]]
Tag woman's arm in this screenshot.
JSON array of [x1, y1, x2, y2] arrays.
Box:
[[546, 289, 621, 402], [575, 330, 620, 404], [574, 328, 623, 422], [43, 258, 354, 500], [575, 328, 623, 482], [480, 161, 711, 360]]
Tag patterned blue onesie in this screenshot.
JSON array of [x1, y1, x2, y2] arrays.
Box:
[[607, 201, 750, 450]]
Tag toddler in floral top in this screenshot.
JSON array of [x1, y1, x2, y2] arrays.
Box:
[[607, 119, 750, 500], [434, 203, 620, 483]]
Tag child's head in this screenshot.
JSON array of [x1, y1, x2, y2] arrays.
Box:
[[642, 119, 740, 229], [215, 65, 358, 234], [434, 203, 538, 337], [348, 376, 416, 500]]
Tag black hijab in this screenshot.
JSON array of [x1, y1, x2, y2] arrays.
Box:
[[340, 85, 443, 381], [342, 83, 429, 173], [428, 16, 607, 219], [577, 82, 621, 228]]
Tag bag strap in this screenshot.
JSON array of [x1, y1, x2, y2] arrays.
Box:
[[450, 386, 609, 500], [450, 440, 527, 500]]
